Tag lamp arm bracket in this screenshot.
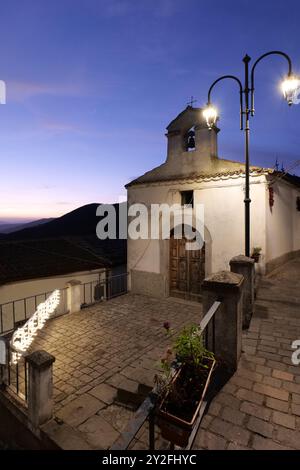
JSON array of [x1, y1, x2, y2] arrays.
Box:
[[207, 75, 244, 130], [207, 75, 243, 103], [250, 50, 293, 115]]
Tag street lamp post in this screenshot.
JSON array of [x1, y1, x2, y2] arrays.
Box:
[[203, 51, 298, 257]]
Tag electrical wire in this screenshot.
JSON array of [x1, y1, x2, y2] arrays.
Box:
[[268, 159, 300, 186]]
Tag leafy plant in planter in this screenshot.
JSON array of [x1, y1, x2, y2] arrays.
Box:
[[155, 323, 216, 447], [251, 246, 262, 263]]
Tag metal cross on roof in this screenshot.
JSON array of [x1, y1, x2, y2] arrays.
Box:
[[187, 96, 197, 107]]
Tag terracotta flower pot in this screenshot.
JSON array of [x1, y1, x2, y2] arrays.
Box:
[[157, 357, 216, 447]]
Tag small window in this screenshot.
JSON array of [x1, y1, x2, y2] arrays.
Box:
[[181, 190, 194, 208]]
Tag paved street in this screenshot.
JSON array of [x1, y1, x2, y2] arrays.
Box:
[[30, 258, 300, 449], [194, 257, 300, 450]]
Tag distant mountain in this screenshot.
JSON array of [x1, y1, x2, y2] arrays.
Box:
[[0, 204, 127, 285], [0, 218, 55, 234], [0, 236, 126, 285], [4, 203, 121, 240]]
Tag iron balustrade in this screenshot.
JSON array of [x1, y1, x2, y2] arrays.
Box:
[[111, 299, 229, 451], [81, 272, 128, 307], [0, 342, 28, 402], [0, 288, 68, 336], [0, 274, 128, 332], [112, 392, 157, 451], [0, 288, 68, 401]]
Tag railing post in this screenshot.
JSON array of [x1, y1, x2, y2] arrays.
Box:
[[230, 255, 255, 329], [0, 338, 9, 389], [26, 350, 55, 428], [0, 338, 10, 389], [148, 408, 155, 450], [106, 268, 112, 300], [202, 271, 244, 373], [66, 280, 82, 313]]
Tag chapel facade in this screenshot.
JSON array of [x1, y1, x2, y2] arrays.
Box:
[[126, 106, 300, 301]]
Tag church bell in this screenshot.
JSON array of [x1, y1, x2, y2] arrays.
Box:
[[187, 130, 195, 149]]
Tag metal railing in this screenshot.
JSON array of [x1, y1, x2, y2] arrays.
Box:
[[81, 272, 128, 308], [0, 288, 68, 336], [0, 274, 128, 333], [111, 299, 230, 451], [0, 342, 28, 402]]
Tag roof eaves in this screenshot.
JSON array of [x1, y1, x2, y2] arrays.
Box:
[[126, 167, 271, 188]]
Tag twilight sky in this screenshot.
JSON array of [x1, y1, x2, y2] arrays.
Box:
[[0, 0, 299, 222]]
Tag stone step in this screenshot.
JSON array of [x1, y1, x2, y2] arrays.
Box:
[[256, 295, 299, 304], [255, 300, 300, 319], [116, 378, 152, 408], [267, 285, 300, 294]]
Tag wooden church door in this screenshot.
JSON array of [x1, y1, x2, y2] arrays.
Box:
[[169, 230, 205, 302]]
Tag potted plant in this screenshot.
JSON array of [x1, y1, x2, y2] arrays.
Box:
[[154, 323, 216, 447], [251, 246, 262, 263]]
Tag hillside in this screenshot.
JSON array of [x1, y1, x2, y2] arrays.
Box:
[[4, 203, 122, 240], [0, 203, 127, 285], [0, 218, 54, 234]]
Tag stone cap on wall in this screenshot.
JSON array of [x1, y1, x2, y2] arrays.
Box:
[[202, 270, 244, 293], [26, 350, 55, 370], [66, 279, 82, 287], [230, 255, 254, 266]]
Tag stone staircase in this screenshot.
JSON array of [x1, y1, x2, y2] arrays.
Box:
[[255, 259, 300, 320]]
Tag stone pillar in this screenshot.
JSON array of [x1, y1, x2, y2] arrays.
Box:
[[66, 280, 82, 313], [230, 255, 255, 329], [202, 271, 244, 373], [26, 350, 55, 428]]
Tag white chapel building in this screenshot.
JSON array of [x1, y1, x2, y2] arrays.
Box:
[[126, 106, 300, 301]]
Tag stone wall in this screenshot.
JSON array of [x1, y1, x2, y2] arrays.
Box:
[[130, 270, 166, 298]]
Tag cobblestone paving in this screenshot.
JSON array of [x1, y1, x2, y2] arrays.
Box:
[[33, 258, 300, 449], [30, 294, 201, 449], [193, 258, 300, 450]]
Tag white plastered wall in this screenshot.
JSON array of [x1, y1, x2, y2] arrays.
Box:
[[127, 174, 268, 294], [266, 178, 300, 266]]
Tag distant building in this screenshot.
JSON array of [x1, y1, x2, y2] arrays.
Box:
[[126, 106, 300, 301], [0, 236, 126, 333]]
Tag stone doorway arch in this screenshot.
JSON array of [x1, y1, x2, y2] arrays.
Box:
[[169, 224, 206, 302]]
